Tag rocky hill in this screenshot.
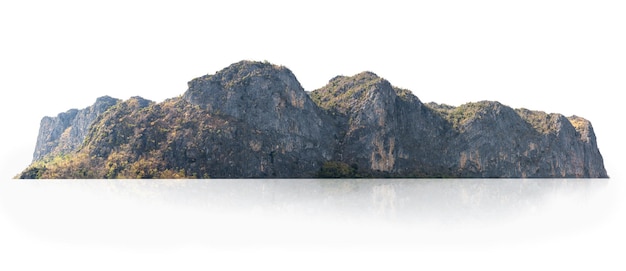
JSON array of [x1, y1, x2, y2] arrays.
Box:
[[18, 61, 608, 178]]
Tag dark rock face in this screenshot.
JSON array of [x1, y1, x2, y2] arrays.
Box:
[[181, 61, 336, 177], [20, 61, 608, 178], [310, 74, 606, 178], [183, 61, 331, 137], [310, 72, 453, 176], [32, 96, 120, 161], [431, 102, 608, 177]]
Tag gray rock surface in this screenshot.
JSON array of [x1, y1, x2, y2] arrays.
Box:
[[32, 96, 120, 161], [181, 61, 337, 177], [310, 72, 453, 176], [311, 72, 607, 178]]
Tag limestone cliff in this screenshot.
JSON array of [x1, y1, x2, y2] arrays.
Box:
[[310, 72, 453, 176], [19, 61, 608, 178], [311, 74, 607, 178], [32, 96, 120, 161]]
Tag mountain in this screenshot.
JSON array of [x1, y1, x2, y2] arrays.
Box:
[[18, 61, 608, 178]]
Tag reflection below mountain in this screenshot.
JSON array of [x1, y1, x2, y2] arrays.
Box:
[[0, 178, 612, 247], [15, 179, 611, 220]]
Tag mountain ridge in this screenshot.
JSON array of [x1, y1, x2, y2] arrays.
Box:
[[19, 60, 608, 178]]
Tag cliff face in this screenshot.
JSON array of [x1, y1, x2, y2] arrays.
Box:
[[180, 61, 336, 177], [311, 76, 607, 178], [32, 96, 120, 162], [19, 61, 608, 178], [310, 72, 453, 176], [429, 102, 608, 177]]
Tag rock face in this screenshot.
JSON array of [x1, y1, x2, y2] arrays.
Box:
[[179, 61, 336, 177], [19, 61, 608, 178], [32, 96, 120, 161], [427, 102, 608, 177], [310, 72, 453, 176], [311, 75, 607, 178]]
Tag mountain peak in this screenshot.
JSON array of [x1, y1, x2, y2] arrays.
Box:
[[217, 60, 286, 80], [187, 60, 291, 90], [328, 71, 384, 85], [355, 71, 381, 79], [225, 60, 285, 72], [310, 71, 397, 115], [182, 60, 326, 136], [95, 95, 119, 104]]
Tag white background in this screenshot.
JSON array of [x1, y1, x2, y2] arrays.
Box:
[[0, 0, 625, 270]]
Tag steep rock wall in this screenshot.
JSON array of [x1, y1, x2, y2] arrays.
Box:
[[32, 96, 120, 161]]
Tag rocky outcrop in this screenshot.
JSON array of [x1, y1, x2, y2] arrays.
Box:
[[19, 61, 608, 178], [179, 61, 336, 177], [311, 75, 607, 178], [310, 72, 453, 176], [32, 96, 120, 161], [430, 102, 608, 177]]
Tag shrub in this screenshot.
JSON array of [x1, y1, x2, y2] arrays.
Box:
[[317, 161, 357, 178]]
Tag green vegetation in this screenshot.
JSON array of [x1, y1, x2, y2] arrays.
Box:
[[19, 149, 194, 179], [515, 108, 560, 134], [310, 72, 385, 114], [317, 161, 358, 178], [567, 115, 590, 132], [18, 60, 607, 179], [315, 161, 459, 178], [428, 102, 568, 135], [428, 101, 494, 129], [18, 97, 225, 179], [393, 87, 415, 101]]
